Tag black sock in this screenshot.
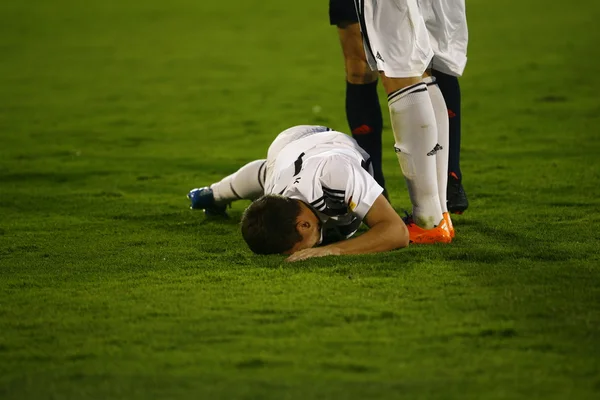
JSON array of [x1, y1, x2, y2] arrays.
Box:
[[345, 80, 385, 190], [432, 70, 462, 182]]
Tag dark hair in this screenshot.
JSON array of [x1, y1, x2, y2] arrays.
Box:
[[241, 195, 303, 254]]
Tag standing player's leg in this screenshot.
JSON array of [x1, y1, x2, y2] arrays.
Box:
[[356, 0, 450, 243], [188, 159, 266, 216], [382, 75, 445, 231], [424, 72, 454, 237], [329, 0, 385, 192], [433, 70, 469, 214], [421, 0, 469, 214]]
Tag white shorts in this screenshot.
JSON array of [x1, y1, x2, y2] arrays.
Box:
[[264, 125, 332, 187], [355, 0, 434, 78], [419, 0, 468, 77]]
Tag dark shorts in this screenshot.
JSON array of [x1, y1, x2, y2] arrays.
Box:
[[329, 0, 358, 26]]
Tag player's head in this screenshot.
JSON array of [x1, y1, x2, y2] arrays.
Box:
[[241, 195, 321, 255]]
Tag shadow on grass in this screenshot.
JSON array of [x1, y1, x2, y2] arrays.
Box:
[[461, 219, 582, 262]]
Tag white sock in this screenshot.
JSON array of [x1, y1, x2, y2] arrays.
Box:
[[388, 82, 443, 229], [424, 76, 449, 214], [211, 159, 266, 204]]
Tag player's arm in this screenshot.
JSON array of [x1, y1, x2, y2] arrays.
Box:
[[286, 194, 408, 262], [286, 156, 409, 262], [328, 193, 409, 254]]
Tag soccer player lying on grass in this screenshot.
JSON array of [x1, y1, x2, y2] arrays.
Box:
[[188, 125, 409, 262]]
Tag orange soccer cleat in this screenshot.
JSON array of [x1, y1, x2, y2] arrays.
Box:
[[443, 212, 455, 239], [402, 214, 452, 244]]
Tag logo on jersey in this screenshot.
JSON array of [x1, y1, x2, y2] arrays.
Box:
[[349, 196, 357, 211], [427, 143, 443, 156], [376, 52, 385, 63]]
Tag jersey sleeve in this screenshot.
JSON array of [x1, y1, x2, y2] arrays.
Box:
[[318, 155, 384, 220]]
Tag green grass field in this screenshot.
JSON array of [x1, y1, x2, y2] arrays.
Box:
[[1, 0, 599, 398]]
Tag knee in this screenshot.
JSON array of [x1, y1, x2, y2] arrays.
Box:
[[380, 74, 423, 96], [345, 58, 378, 84]]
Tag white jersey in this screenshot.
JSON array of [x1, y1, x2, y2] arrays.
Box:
[[264, 126, 384, 244]]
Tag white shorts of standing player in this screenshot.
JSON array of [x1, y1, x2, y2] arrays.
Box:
[[419, 0, 468, 77], [355, 0, 467, 78], [355, 0, 433, 78]]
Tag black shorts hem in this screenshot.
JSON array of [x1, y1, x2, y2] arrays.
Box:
[[329, 0, 359, 26]]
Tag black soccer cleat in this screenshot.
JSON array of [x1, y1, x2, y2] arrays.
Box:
[[447, 173, 469, 214], [187, 187, 228, 217]]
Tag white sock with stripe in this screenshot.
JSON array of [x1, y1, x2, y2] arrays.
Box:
[[424, 76, 449, 214], [211, 159, 266, 204], [388, 82, 443, 229]]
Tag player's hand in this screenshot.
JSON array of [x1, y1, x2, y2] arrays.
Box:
[[285, 246, 341, 262]]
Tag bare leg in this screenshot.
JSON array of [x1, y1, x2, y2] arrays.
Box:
[[337, 22, 386, 192]]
